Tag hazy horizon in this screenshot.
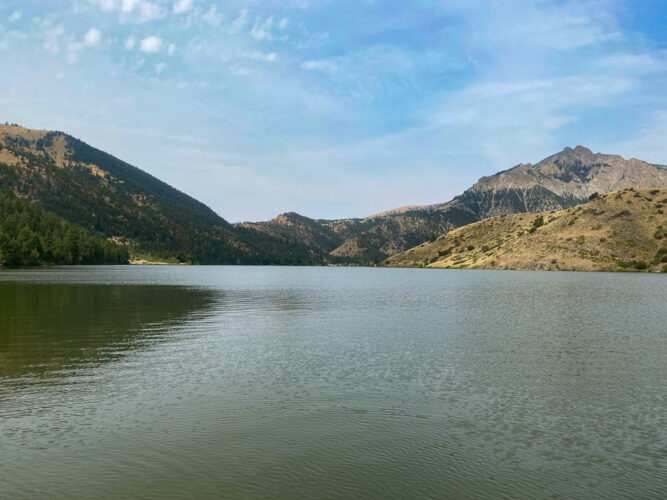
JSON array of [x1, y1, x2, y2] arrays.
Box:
[[2, 0, 667, 222]]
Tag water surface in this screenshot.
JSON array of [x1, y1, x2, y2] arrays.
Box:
[[1, 266, 665, 499]]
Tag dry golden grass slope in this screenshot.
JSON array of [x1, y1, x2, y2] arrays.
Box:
[[384, 188, 667, 272]]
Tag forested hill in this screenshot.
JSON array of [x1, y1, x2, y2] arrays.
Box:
[[0, 190, 129, 266], [0, 124, 267, 264]]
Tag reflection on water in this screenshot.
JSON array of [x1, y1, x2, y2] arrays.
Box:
[[0, 267, 665, 500], [0, 283, 217, 384]]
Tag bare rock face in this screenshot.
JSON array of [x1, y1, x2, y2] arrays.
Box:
[[454, 146, 667, 219]]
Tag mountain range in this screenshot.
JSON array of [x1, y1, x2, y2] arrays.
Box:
[[385, 187, 667, 272], [0, 123, 666, 265]]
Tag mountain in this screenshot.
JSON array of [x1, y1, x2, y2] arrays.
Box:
[[0, 124, 275, 264], [384, 188, 667, 272], [241, 146, 667, 263], [234, 212, 353, 265], [2, 123, 666, 266], [448, 145, 667, 219]]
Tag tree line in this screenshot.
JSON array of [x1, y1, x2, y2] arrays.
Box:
[[0, 190, 129, 266]]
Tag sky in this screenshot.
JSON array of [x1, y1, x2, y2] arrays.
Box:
[[1, 0, 667, 222]]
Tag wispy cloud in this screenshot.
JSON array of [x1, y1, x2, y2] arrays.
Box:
[[89, 0, 165, 23], [251, 16, 274, 41], [4, 0, 667, 220], [202, 6, 223, 27], [240, 50, 278, 62], [228, 9, 249, 34], [301, 59, 337, 73]]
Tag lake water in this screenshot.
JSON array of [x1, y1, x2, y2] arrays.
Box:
[[0, 266, 665, 499]]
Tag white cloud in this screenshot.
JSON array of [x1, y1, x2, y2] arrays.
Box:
[[67, 42, 81, 64], [229, 65, 251, 76], [65, 28, 103, 63], [155, 62, 166, 75], [9, 11, 22, 23], [83, 28, 101, 47], [140, 36, 163, 53], [167, 43, 175, 56], [136, 2, 163, 23], [120, 0, 139, 12], [484, 0, 621, 51], [600, 53, 667, 73], [43, 25, 65, 54], [173, 0, 193, 15], [251, 16, 274, 41], [301, 59, 338, 73], [229, 9, 248, 34], [277, 18, 288, 30], [202, 6, 222, 27], [112, 0, 164, 23], [97, 0, 117, 11], [125, 35, 136, 50], [240, 50, 277, 62]]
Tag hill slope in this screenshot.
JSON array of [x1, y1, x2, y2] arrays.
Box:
[[384, 188, 667, 272], [243, 146, 667, 263], [0, 124, 269, 264]]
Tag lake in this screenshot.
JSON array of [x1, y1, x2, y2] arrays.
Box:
[[1, 266, 665, 499]]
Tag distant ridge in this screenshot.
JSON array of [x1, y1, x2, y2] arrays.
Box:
[[364, 204, 438, 220], [1, 122, 666, 265]]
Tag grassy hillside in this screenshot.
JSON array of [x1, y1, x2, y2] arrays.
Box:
[[0, 124, 266, 264], [254, 146, 666, 264], [0, 190, 129, 266], [385, 188, 667, 272]]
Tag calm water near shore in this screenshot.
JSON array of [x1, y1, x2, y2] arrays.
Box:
[[1, 266, 665, 499]]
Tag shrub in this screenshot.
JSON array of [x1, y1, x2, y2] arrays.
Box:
[[652, 248, 667, 265], [466, 245, 475, 251], [588, 192, 600, 201], [438, 248, 452, 257], [634, 261, 648, 270], [528, 216, 545, 234]]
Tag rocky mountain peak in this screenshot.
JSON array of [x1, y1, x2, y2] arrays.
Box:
[[536, 145, 602, 168]]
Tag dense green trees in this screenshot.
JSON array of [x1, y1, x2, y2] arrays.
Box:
[[0, 132, 267, 264], [0, 191, 129, 266]]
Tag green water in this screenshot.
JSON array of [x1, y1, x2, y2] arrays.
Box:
[[0, 266, 665, 499]]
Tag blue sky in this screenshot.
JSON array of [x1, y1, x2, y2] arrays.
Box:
[[1, 0, 667, 221]]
